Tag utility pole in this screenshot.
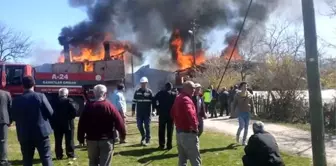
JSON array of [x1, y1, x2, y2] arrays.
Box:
[[301, 0, 327, 166], [131, 55, 134, 88], [190, 19, 199, 67]]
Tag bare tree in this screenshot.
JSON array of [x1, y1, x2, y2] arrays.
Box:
[[319, 0, 336, 49], [325, 0, 336, 17], [0, 23, 32, 61], [193, 57, 241, 89], [234, 21, 305, 82], [237, 29, 265, 81], [260, 21, 305, 58]]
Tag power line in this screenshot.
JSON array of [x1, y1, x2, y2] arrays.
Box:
[[216, 0, 253, 90]]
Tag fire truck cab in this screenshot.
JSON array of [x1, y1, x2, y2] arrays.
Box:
[[0, 63, 33, 97], [0, 62, 98, 114]]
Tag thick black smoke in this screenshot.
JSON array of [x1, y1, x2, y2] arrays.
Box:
[[59, 0, 280, 60]]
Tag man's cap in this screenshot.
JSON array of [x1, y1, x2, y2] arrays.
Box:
[[140, 77, 148, 83], [22, 76, 35, 89], [195, 83, 201, 88]]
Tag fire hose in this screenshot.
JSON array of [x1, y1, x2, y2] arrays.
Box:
[[216, 0, 253, 91]]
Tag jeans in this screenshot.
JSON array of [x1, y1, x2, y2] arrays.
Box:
[[136, 116, 151, 142], [176, 131, 201, 166], [236, 112, 250, 143], [87, 139, 114, 166]]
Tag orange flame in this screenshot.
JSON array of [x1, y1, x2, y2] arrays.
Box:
[[170, 29, 205, 70], [58, 41, 127, 72], [221, 36, 243, 61]]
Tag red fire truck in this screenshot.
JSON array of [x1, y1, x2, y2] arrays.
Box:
[[0, 42, 126, 114]]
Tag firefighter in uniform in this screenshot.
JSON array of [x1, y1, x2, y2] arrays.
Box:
[[153, 82, 177, 150], [132, 77, 155, 146]]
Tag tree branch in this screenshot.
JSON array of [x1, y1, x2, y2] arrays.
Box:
[[0, 22, 32, 62]]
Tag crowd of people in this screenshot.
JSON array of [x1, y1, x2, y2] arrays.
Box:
[[0, 75, 286, 166]]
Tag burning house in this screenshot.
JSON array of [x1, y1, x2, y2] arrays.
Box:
[[54, 0, 282, 90]]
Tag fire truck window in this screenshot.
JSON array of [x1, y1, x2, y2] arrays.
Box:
[[6, 67, 23, 85]]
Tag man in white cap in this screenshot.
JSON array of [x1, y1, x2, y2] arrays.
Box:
[[192, 83, 207, 137], [132, 77, 155, 146]]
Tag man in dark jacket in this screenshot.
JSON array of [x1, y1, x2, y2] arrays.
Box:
[[219, 88, 229, 116], [192, 83, 207, 137], [242, 121, 285, 166], [229, 85, 239, 118], [154, 82, 176, 150], [0, 89, 11, 166], [51, 88, 78, 160], [11, 76, 54, 166], [132, 77, 155, 146]]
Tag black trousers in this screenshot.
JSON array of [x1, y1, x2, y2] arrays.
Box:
[[209, 100, 217, 118], [54, 129, 75, 158], [158, 117, 174, 148], [220, 103, 229, 116], [0, 124, 8, 165], [20, 136, 52, 166], [204, 103, 210, 113]]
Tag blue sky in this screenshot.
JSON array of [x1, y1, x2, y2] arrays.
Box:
[[0, 0, 335, 65], [0, 0, 86, 50]]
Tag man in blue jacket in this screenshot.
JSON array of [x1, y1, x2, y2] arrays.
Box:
[[11, 76, 54, 166]]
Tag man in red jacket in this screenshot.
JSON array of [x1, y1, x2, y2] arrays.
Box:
[[171, 81, 201, 166], [78, 84, 126, 166]]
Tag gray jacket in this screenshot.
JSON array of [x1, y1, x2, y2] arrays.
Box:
[[0, 90, 12, 125]]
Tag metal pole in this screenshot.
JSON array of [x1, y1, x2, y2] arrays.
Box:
[[192, 19, 197, 67], [216, 0, 252, 91], [192, 31, 196, 67], [301, 0, 327, 165], [131, 55, 134, 88]]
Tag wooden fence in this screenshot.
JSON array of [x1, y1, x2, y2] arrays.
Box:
[[253, 94, 336, 129]]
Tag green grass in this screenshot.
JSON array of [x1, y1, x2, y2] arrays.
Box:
[[7, 120, 311, 166]]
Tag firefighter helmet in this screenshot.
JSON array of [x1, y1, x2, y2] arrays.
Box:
[[140, 77, 148, 83]]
